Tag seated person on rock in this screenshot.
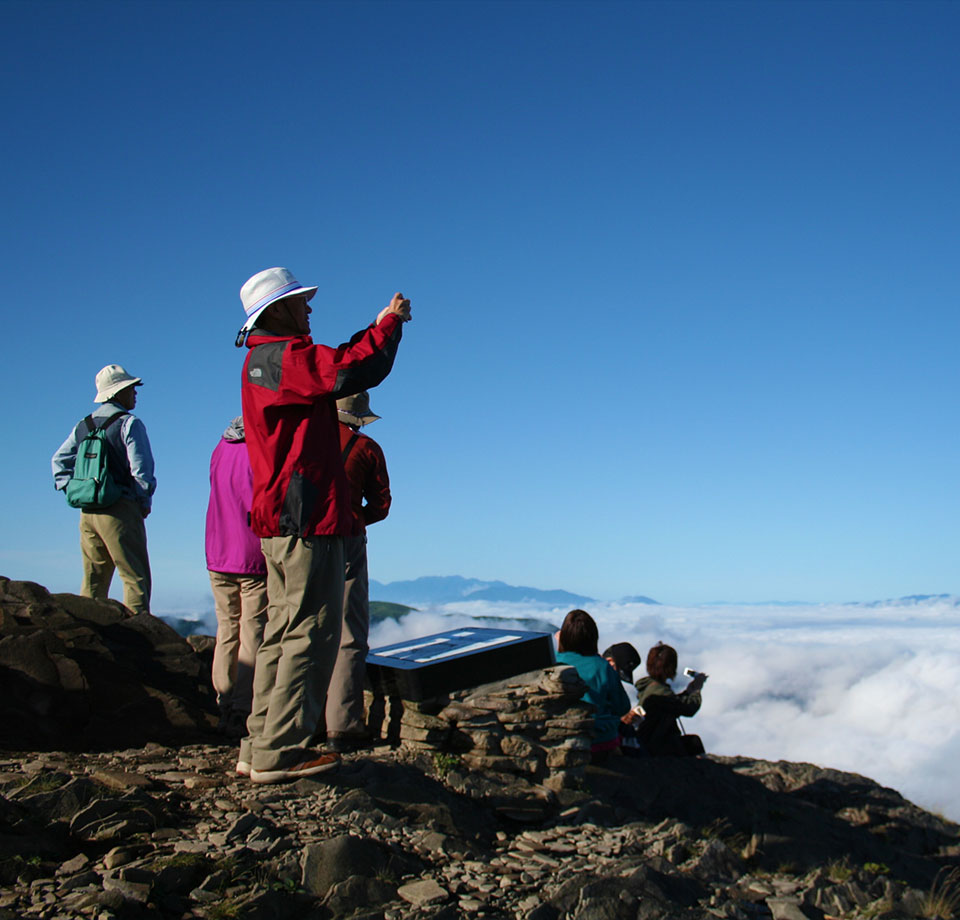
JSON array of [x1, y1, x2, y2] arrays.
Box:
[[599, 641, 645, 753], [603, 642, 641, 687], [623, 642, 706, 757], [555, 609, 631, 761]]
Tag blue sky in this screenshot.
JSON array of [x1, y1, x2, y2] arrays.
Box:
[[3, 0, 957, 609]]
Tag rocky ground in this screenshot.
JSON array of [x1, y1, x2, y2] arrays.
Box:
[[3, 740, 959, 920], [2, 578, 959, 920]]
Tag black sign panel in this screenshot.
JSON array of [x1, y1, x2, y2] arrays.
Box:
[[366, 627, 555, 701]]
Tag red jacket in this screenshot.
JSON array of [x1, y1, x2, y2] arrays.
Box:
[[241, 315, 402, 538], [339, 422, 391, 532]]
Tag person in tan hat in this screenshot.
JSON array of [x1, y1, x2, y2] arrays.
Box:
[[324, 391, 392, 752], [52, 364, 156, 614], [236, 266, 410, 783]]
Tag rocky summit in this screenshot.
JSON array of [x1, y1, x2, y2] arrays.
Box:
[[2, 579, 959, 920]]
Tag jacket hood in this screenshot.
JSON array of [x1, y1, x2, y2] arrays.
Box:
[[223, 416, 245, 441]]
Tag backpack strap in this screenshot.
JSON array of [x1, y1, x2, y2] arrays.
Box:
[[341, 432, 360, 463], [98, 411, 128, 432], [78, 411, 127, 437]]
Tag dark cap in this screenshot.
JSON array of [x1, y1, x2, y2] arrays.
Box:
[[602, 642, 641, 683]]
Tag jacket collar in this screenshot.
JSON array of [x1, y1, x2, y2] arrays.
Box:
[[246, 328, 311, 348], [92, 400, 129, 416]]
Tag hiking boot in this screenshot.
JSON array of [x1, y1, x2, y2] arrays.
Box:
[[326, 733, 371, 754], [249, 752, 340, 784], [222, 711, 249, 742]]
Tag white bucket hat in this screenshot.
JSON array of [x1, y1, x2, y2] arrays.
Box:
[[237, 267, 317, 345], [94, 364, 142, 403]]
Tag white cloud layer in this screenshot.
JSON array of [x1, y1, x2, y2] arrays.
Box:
[[369, 597, 960, 822]]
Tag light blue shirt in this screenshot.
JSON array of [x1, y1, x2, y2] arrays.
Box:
[[52, 401, 156, 511]]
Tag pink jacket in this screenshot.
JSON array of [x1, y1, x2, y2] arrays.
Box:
[[205, 419, 266, 575]]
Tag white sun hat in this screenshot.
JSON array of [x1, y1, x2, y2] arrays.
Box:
[[236, 267, 318, 345], [94, 364, 142, 403]]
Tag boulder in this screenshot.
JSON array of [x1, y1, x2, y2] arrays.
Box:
[[0, 578, 216, 750], [300, 834, 421, 898]]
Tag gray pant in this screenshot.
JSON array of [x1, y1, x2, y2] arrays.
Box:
[[209, 571, 268, 717], [240, 535, 344, 771], [79, 499, 151, 615], [325, 534, 369, 738]]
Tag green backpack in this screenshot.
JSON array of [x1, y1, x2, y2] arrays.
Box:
[[65, 412, 127, 510]]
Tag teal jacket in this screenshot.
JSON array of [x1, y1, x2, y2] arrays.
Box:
[[556, 650, 631, 744]]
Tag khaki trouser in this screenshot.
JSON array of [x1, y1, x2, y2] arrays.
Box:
[[209, 571, 268, 717], [325, 534, 370, 738], [79, 499, 151, 615], [240, 535, 344, 772]]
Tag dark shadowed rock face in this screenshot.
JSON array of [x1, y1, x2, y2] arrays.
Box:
[[0, 578, 216, 750]]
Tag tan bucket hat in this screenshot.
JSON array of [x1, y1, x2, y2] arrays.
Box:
[[94, 364, 142, 403], [337, 391, 380, 427]]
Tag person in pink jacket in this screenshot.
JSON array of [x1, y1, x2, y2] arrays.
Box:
[[205, 416, 268, 738]]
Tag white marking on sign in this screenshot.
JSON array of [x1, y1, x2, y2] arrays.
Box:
[[414, 634, 522, 663], [378, 637, 449, 658]]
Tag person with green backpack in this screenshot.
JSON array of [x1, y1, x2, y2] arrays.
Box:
[[52, 364, 156, 615]]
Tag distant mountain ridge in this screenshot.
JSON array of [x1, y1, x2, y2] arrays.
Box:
[[367, 578, 956, 611], [852, 593, 960, 609], [702, 594, 959, 609], [369, 575, 593, 607]]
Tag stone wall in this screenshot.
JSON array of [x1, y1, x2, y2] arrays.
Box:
[[366, 665, 595, 790]]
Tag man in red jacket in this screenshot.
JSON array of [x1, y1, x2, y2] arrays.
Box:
[[234, 266, 410, 783], [325, 391, 392, 751]]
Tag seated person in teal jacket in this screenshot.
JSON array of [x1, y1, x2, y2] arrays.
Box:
[[555, 609, 631, 761]]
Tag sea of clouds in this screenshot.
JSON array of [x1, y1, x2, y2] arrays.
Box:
[[368, 597, 960, 822]]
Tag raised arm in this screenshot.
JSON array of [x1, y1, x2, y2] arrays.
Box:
[[280, 312, 405, 402], [643, 689, 702, 719]]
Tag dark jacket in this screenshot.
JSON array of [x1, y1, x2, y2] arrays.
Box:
[[634, 676, 701, 756], [241, 314, 402, 538], [339, 422, 391, 532]]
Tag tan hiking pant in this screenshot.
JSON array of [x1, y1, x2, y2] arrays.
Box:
[[240, 535, 344, 771], [79, 499, 151, 615], [325, 534, 370, 738], [209, 571, 268, 717]]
